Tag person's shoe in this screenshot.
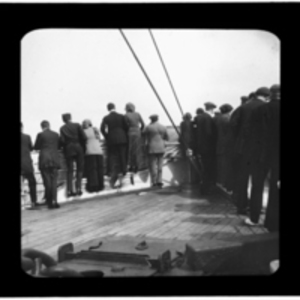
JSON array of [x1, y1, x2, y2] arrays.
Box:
[[152, 183, 158, 188], [53, 203, 60, 209], [67, 192, 76, 198], [48, 204, 55, 209], [237, 208, 248, 215], [77, 190, 83, 196], [157, 182, 164, 188], [29, 203, 39, 210], [244, 217, 259, 226]]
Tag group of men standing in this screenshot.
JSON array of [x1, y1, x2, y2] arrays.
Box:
[[21, 103, 170, 209], [180, 84, 280, 232]]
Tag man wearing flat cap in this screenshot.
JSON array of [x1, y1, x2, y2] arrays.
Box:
[[193, 103, 217, 194], [244, 84, 280, 231], [204, 102, 217, 118], [230, 87, 270, 214], [143, 114, 169, 188], [60, 113, 87, 197]]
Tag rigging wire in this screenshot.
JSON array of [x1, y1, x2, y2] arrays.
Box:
[[119, 29, 201, 176], [148, 29, 184, 117]]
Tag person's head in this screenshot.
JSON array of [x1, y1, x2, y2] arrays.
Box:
[[204, 102, 216, 112], [82, 119, 92, 129], [255, 87, 270, 102], [125, 102, 135, 113], [149, 114, 158, 123], [270, 84, 280, 101], [107, 103, 115, 112], [219, 104, 234, 115], [241, 96, 248, 105], [183, 112, 192, 121], [41, 120, 50, 130], [62, 113, 71, 123], [196, 108, 204, 115]]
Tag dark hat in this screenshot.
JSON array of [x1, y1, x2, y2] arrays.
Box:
[[62, 113, 71, 118], [270, 84, 280, 93], [149, 114, 158, 120], [204, 102, 216, 109], [219, 104, 233, 114], [256, 87, 270, 97]]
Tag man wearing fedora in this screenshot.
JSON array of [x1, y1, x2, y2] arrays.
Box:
[[60, 113, 87, 197], [230, 87, 270, 215], [143, 114, 169, 188]]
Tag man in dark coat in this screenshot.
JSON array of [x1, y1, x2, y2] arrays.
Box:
[[230, 87, 270, 214], [214, 104, 234, 191], [193, 103, 217, 194], [34, 120, 61, 209], [21, 122, 38, 209], [245, 85, 280, 231], [101, 103, 128, 188], [60, 113, 87, 197]]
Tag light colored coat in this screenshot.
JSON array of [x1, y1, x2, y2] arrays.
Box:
[[143, 121, 169, 154], [84, 127, 103, 155]]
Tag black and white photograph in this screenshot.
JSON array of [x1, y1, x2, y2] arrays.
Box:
[[20, 26, 280, 279]]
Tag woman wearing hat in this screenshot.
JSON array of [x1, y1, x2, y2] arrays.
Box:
[[82, 119, 104, 193], [124, 103, 145, 173]]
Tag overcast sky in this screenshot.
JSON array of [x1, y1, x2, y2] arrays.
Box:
[[21, 29, 280, 140]]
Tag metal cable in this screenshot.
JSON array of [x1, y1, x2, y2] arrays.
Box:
[[119, 29, 201, 176], [149, 29, 184, 117]]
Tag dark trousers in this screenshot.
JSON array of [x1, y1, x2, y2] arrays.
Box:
[[234, 154, 252, 211], [249, 162, 269, 223], [85, 155, 104, 192], [22, 172, 37, 204], [66, 153, 84, 193], [148, 153, 164, 185], [40, 168, 58, 207], [200, 153, 215, 193], [108, 144, 127, 185], [264, 162, 279, 232]]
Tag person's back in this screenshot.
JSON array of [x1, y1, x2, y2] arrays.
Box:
[[21, 132, 34, 174], [101, 111, 128, 145], [35, 129, 60, 170], [84, 126, 103, 155], [215, 113, 231, 155], [194, 112, 215, 154], [144, 121, 168, 153], [125, 111, 144, 135], [231, 97, 266, 156], [60, 121, 86, 156]]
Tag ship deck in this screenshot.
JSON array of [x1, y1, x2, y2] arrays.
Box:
[[21, 186, 269, 260]]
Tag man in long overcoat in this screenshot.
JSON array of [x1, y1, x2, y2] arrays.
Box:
[[244, 85, 280, 231], [193, 103, 217, 194], [34, 120, 61, 209], [230, 87, 270, 214]]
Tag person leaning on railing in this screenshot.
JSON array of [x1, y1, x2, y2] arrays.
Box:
[[60, 113, 87, 197], [82, 119, 104, 193]]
